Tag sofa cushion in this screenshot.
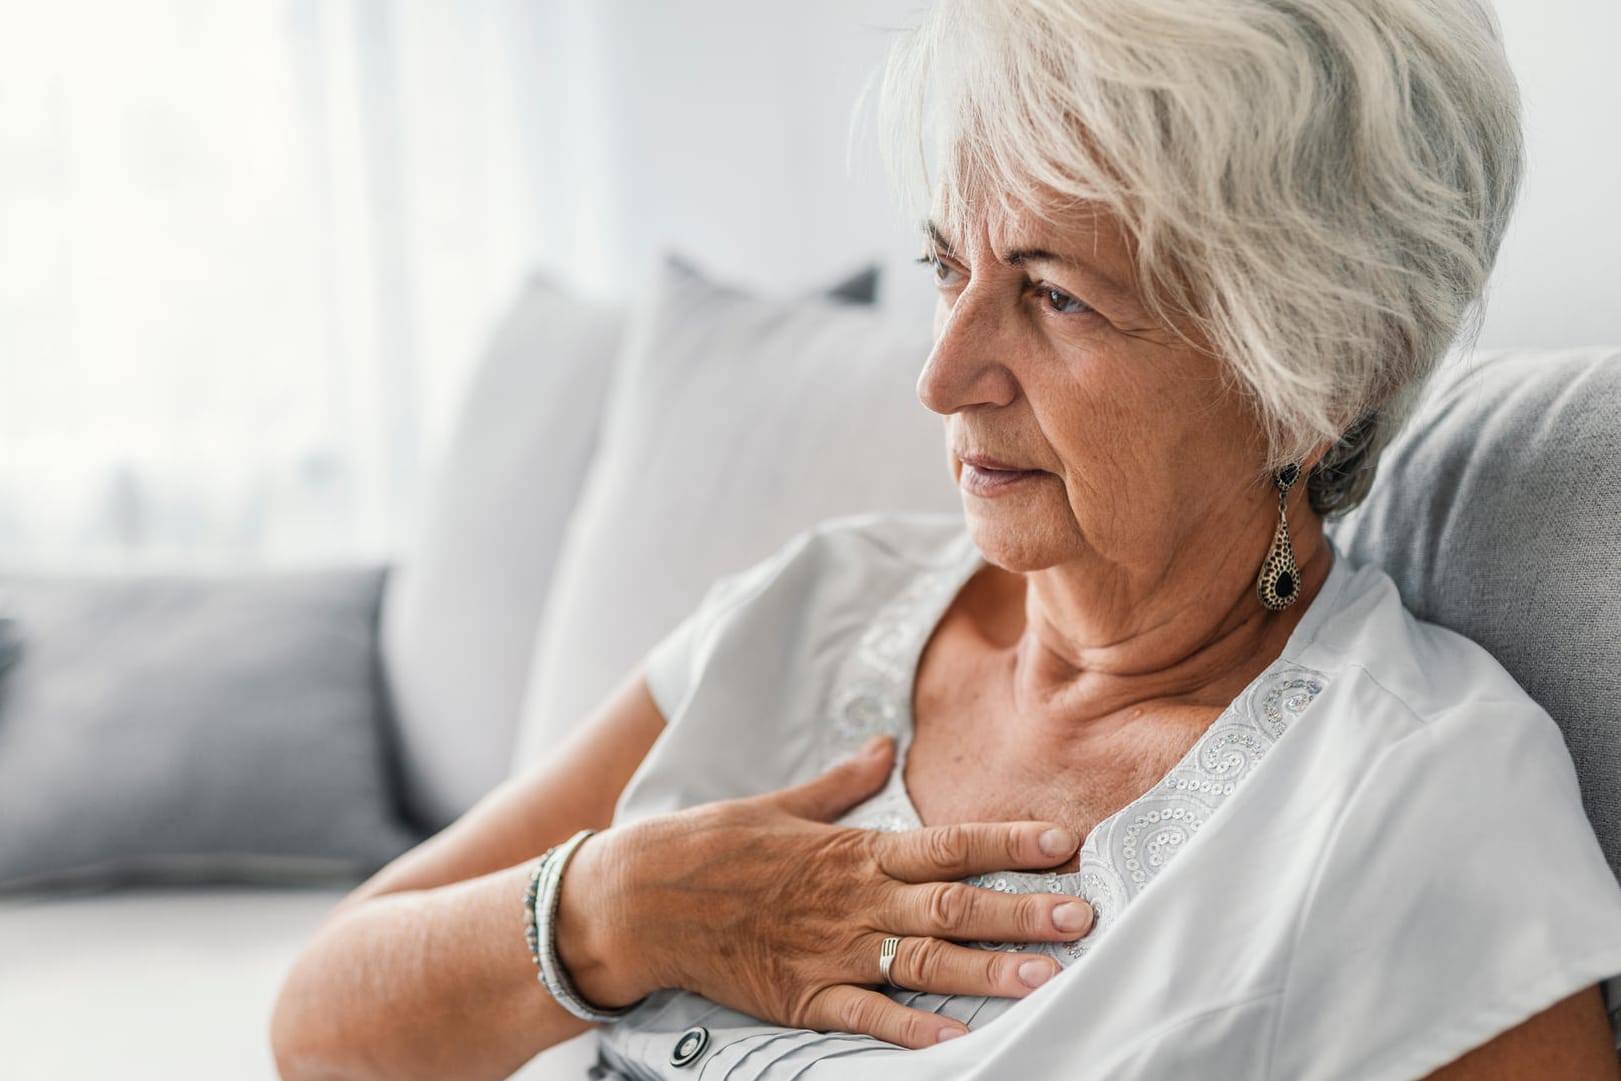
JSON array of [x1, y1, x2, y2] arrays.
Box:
[[0, 566, 417, 890], [0, 886, 346, 1079], [0, 885, 598, 1080], [1328, 346, 1621, 882], [510, 253, 961, 773], [380, 273, 626, 831]]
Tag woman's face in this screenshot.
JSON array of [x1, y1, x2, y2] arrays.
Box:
[[918, 199, 1274, 579]]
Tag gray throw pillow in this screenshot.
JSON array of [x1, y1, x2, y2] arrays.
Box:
[[0, 566, 420, 892], [1329, 346, 1621, 883]]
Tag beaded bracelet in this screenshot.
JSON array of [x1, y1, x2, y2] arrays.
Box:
[[521, 854, 549, 970], [522, 828, 643, 1023]]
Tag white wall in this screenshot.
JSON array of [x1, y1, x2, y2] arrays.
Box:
[[535, 0, 1621, 348], [1478, 0, 1621, 349], [528, 1, 938, 317]]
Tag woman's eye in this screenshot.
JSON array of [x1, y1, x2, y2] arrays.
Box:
[[1040, 286, 1093, 316], [914, 252, 961, 287]]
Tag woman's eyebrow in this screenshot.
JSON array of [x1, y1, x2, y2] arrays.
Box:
[[922, 219, 958, 257], [923, 218, 1140, 307]]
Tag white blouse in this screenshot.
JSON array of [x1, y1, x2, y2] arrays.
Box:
[[587, 511, 1621, 1081]]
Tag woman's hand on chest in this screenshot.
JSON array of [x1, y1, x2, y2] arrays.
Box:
[[555, 735, 1097, 1049]]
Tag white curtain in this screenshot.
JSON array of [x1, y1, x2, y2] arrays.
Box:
[[0, 0, 948, 573], [0, 0, 557, 570]]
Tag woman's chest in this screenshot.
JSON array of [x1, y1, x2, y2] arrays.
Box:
[[904, 627, 1223, 875]]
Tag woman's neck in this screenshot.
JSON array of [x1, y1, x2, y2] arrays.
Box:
[[992, 519, 1334, 745]]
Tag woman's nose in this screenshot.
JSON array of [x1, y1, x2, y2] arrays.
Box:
[[916, 288, 1020, 416]]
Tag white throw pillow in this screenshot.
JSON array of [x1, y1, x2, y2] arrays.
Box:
[[381, 273, 624, 831], [509, 254, 962, 774]]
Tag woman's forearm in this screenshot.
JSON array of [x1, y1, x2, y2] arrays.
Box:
[[270, 863, 598, 1081]]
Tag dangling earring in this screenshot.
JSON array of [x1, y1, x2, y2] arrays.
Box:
[[1256, 463, 1302, 611]]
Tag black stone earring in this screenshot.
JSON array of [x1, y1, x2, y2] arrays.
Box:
[[1256, 463, 1302, 611]]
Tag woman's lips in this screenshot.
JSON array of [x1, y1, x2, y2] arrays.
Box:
[[958, 452, 1031, 472], [960, 462, 1042, 496]]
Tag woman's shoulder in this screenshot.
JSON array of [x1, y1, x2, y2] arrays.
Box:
[[621, 512, 972, 821], [801, 509, 972, 570], [1291, 545, 1554, 742], [1280, 548, 1609, 942], [694, 511, 971, 620], [1269, 553, 1621, 1080]]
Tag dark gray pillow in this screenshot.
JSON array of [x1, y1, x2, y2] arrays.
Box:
[[1329, 347, 1621, 883], [822, 264, 881, 305], [0, 617, 19, 680], [0, 566, 421, 892]]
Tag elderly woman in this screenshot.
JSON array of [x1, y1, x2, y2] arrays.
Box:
[[273, 0, 1621, 1079]]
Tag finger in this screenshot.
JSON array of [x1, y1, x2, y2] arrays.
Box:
[[762, 735, 895, 822], [874, 820, 1079, 882], [880, 934, 1063, 999], [884, 880, 1095, 943], [802, 984, 970, 1050]]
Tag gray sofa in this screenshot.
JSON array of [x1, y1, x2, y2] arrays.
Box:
[[2, 255, 1617, 1077]]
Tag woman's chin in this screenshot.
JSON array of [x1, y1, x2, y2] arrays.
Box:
[[963, 509, 1069, 572]]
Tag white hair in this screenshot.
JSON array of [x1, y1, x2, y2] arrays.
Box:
[[865, 0, 1524, 514]]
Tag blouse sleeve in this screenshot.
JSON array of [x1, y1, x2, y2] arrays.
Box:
[[640, 602, 705, 721], [640, 532, 812, 721], [1269, 697, 1621, 1081]]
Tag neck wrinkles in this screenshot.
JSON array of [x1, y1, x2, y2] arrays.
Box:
[[1006, 520, 1335, 732]]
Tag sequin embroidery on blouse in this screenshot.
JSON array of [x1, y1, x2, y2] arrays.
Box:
[[827, 531, 1329, 965], [821, 534, 974, 776]]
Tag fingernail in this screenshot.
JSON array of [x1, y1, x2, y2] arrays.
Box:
[[1053, 901, 1093, 934], [1018, 960, 1054, 988], [861, 735, 888, 758], [936, 1026, 967, 1043], [1038, 827, 1077, 858]]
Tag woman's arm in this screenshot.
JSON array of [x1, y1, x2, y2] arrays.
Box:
[[270, 664, 667, 1081], [1418, 984, 1620, 1081], [272, 666, 1094, 1078]]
